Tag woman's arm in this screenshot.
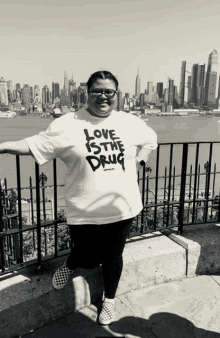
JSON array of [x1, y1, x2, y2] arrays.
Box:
[[0, 140, 33, 156]]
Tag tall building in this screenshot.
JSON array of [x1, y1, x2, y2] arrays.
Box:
[[147, 82, 153, 102], [218, 76, 220, 99], [7, 80, 14, 103], [179, 61, 192, 107], [0, 77, 8, 105], [64, 70, 69, 95], [173, 86, 179, 108], [69, 74, 76, 93], [156, 82, 163, 99], [78, 83, 87, 105], [140, 93, 144, 106], [15, 83, 21, 91], [164, 88, 168, 104], [29, 86, 33, 103], [22, 84, 31, 108], [34, 85, 40, 101], [52, 82, 60, 103], [187, 76, 192, 103], [117, 89, 123, 111], [168, 79, 174, 106], [69, 75, 77, 104], [204, 49, 219, 107], [135, 68, 141, 98], [42, 85, 50, 105], [191, 63, 205, 106]]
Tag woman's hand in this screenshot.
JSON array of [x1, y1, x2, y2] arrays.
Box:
[[135, 157, 142, 172]]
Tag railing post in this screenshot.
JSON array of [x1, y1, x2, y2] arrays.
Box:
[[35, 162, 42, 271], [16, 155, 23, 265], [204, 143, 213, 223], [141, 164, 145, 234], [192, 143, 199, 224], [0, 181, 5, 272], [154, 145, 160, 231], [178, 143, 188, 234], [53, 159, 58, 257], [166, 144, 173, 228], [29, 176, 35, 250]]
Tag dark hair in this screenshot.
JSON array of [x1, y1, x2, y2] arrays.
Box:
[[87, 71, 118, 91]]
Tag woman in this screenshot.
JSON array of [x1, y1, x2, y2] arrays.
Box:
[[0, 70, 157, 326]]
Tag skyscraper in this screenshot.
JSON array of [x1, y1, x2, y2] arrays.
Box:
[[30, 86, 33, 103], [69, 75, 77, 104], [52, 82, 60, 103], [147, 82, 153, 102], [156, 82, 163, 99], [173, 86, 179, 108], [117, 89, 123, 111], [191, 63, 205, 106], [64, 70, 69, 95], [164, 88, 168, 104], [7, 80, 14, 103], [187, 76, 192, 103], [179, 61, 192, 107], [69, 74, 76, 93], [15, 83, 21, 91], [204, 49, 219, 107], [42, 85, 50, 105], [22, 84, 30, 108], [78, 83, 87, 105], [34, 85, 40, 101], [0, 77, 8, 105], [168, 79, 174, 106], [135, 69, 141, 98]]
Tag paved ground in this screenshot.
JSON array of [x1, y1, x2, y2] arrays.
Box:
[[22, 274, 220, 338]]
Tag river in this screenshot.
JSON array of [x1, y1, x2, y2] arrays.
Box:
[[0, 114, 220, 201]]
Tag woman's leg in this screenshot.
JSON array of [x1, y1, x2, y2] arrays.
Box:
[[101, 218, 133, 299], [66, 223, 103, 270]]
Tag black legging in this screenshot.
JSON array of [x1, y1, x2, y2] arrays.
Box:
[[66, 217, 133, 299]]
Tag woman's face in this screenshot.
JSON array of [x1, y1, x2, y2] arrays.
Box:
[[87, 78, 117, 117]]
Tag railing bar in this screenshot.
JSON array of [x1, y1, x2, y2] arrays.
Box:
[[167, 144, 173, 228], [163, 166, 167, 228], [178, 143, 188, 234], [154, 145, 160, 231], [218, 185, 220, 222], [132, 171, 220, 181], [204, 143, 213, 223], [16, 155, 23, 265], [141, 165, 145, 233], [211, 163, 216, 220], [53, 159, 58, 258], [192, 143, 199, 223], [2, 171, 220, 194], [2, 184, 65, 192], [35, 162, 41, 269], [0, 181, 5, 272], [0, 220, 67, 237]]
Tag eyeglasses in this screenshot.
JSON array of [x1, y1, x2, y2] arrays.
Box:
[[89, 89, 117, 99]]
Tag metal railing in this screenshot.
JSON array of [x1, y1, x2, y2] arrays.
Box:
[[0, 141, 220, 275]]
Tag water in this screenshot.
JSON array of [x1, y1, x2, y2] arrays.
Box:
[[0, 114, 220, 200]]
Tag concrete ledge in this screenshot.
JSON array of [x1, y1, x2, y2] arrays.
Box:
[[161, 222, 220, 277], [1, 231, 185, 338]]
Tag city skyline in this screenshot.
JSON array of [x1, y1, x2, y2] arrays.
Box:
[[0, 0, 220, 95], [1, 48, 220, 98]]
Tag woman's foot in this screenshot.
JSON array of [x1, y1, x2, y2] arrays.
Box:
[[52, 258, 74, 290], [99, 299, 116, 325]]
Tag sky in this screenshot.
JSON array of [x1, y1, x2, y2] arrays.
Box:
[[1, 0, 220, 95]]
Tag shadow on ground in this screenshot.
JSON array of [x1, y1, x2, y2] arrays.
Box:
[[22, 300, 220, 338]]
